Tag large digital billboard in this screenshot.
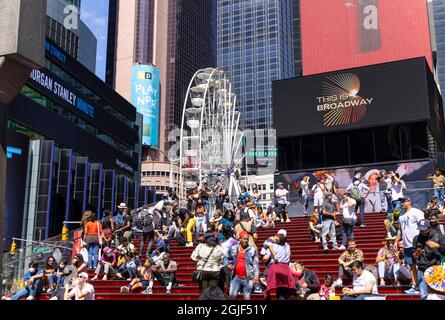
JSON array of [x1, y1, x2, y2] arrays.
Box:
[[301, 0, 433, 75], [273, 58, 438, 138], [131, 64, 160, 147]]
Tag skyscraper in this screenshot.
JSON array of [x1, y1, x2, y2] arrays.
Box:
[[292, 0, 302, 76], [107, 0, 215, 195], [217, 0, 294, 131], [46, 0, 97, 72], [432, 0, 445, 92]]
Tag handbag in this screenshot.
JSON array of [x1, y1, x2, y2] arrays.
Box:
[[192, 246, 216, 282]]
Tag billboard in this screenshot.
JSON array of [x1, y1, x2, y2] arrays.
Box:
[[273, 58, 438, 138], [131, 64, 160, 147], [301, 0, 433, 75]]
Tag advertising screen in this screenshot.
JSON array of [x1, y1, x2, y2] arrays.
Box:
[[131, 64, 160, 147], [301, 0, 433, 75], [273, 58, 434, 138]]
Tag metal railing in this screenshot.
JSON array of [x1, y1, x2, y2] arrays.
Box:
[[1, 226, 82, 296]]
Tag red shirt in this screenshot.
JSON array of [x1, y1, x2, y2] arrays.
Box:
[[234, 247, 247, 278]]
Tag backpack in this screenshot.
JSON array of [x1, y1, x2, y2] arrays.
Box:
[[114, 213, 125, 229], [175, 231, 186, 246], [351, 186, 361, 201]]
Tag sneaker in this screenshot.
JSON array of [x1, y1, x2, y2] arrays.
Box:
[[394, 280, 401, 286], [260, 277, 267, 287], [314, 238, 321, 243], [338, 245, 346, 250], [333, 245, 340, 250], [186, 242, 193, 247], [120, 286, 129, 293], [26, 295, 35, 300], [102, 275, 108, 281], [380, 279, 386, 286], [166, 288, 172, 294], [286, 219, 291, 223], [142, 288, 153, 295], [404, 286, 420, 294], [91, 275, 98, 281], [254, 287, 263, 294], [1, 296, 11, 301], [281, 219, 284, 223], [323, 245, 329, 252], [360, 224, 366, 228], [126, 278, 132, 281]]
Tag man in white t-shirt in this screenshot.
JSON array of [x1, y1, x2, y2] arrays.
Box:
[[275, 182, 290, 223], [339, 192, 357, 249], [311, 180, 326, 222], [342, 261, 379, 300], [64, 272, 95, 300], [396, 197, 424, 295]]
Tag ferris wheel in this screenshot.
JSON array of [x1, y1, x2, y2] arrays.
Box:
[[179, 68, 244, 202]]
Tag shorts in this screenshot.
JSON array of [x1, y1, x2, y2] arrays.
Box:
[[404, 247, 415, 266], [314, 197, 324, 207], [140, 279, 150, 288]]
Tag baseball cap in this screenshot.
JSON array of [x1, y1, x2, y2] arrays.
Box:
[[398, 197, 411, 203], [418, 219, 430, 232], [239, 231, 249, 239], [78, 272, 89, 280], [277, 229, 287, 237]]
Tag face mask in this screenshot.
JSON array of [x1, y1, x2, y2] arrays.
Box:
[[60, 265, 65, 269], [430, 221, 439, 228], [29, 268, 36, 273]]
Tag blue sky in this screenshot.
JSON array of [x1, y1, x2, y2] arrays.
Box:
[[80, 0, 109, 81]]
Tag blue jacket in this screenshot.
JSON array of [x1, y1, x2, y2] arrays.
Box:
[[228, 244, 259, 280]]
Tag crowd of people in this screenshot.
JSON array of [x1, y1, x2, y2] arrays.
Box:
[[2, 168, 445, 301]]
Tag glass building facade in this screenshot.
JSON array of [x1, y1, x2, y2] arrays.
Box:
[[217, 0, 294, 130], [432, 0, 445, 93]]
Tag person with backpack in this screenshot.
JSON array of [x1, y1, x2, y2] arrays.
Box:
[[346, 179, 370, 228], [234, 211, 258, 250], [113, 203, 127, 246], [300, 176, 310, 216], [139, 208, 155, 256]]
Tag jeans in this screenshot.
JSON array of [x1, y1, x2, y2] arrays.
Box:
[[338, 265, 354, 279], [434, 188, 444, 206], [140, 231, 154, 257], [355, 198, 365, 225], [418, 270, 428, 300], [87, 243, 99, 269], [11, 278, 43, 300], [126, 262, 137, 279], [195, 216, 208, 238], [322, 219, 338, 247], [303, 195, 310, 213], [152, 271, 176, 287], [377, 262, 400, 280], [229, 276, 253, 300], [380, 191, 392, 212], [342, 219, 356, 247], [167, 225, 177, 240], [343, 294, 379, 300]]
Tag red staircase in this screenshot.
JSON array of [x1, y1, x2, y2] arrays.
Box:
[[41, 213, 423, 300]]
